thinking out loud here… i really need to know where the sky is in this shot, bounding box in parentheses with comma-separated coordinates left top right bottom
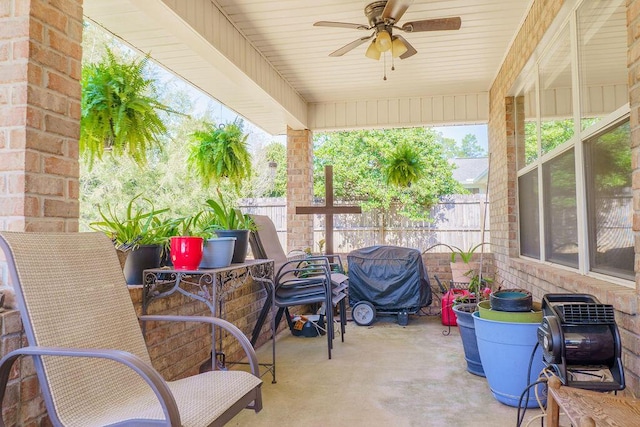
(433, 124, 489, 152)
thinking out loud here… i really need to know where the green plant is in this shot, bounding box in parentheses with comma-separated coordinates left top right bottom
(90, 194, 169, 250)
(384, 142, 426, 187)
(80, 48, 178, 168)
(201, 191, 256, 231)
(188, 120, 252, 190)
(425, 242, 489, 263)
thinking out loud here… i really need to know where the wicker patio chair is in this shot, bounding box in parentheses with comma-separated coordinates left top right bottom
(0, 231, 262, 427)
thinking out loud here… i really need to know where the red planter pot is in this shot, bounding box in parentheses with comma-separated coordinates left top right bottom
(170, 236, 203, 270)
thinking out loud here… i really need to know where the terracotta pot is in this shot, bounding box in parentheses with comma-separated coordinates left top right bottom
(170, 236, 203, 270)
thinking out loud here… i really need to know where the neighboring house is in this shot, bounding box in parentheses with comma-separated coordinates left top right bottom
(450, 157, 489, 194)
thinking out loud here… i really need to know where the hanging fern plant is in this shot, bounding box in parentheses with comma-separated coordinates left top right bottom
(384, 143, 426, 187)
(80, 48, 175, 168)
(188, 120, 252, 190)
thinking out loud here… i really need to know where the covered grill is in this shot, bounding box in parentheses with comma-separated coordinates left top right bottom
(347, 245, 432, 326)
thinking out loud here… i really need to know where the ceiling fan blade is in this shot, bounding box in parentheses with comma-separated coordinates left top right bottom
(382, 0, 414, 23)
(329, 36, 374, 57)
(396, 35, 417, 59)
(314, 21, 370, 31)
(402, 17, 462, 32)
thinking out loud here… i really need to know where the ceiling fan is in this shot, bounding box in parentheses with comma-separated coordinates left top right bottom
(314, 0, 461, 61)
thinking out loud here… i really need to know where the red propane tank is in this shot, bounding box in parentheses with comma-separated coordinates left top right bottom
(441, 289, 471, 326)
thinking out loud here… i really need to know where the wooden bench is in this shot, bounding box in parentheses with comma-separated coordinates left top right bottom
(547, 376, 640, 426)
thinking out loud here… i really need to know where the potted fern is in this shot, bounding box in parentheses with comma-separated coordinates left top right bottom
(188, 120, 252, 190)
(80, 48, 178, 168)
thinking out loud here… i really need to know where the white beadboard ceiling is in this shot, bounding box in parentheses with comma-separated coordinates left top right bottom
(83, 0, 533, 135)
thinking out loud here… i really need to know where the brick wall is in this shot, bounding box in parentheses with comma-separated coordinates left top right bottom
(488, 0, 640, 395)
(0, 277, 277, 425)
(286, 126, 314, 251)
(0, 0, 82, 233)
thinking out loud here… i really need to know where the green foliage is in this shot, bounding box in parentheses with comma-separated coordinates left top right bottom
(263, 143, 287, 197)
(80, 48, 177, 168)
(313, 128, 464, 220)
(425, 242, 489, 263)
(384, 143, 426, 187)
(202, 190, 256, 231)
(188, 120, 252, 190)
(89, 194, 169, 250)
(459, 134, 486, 158)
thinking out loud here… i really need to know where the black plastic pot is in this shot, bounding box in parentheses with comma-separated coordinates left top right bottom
(490, 289, 532, 312)
(123, 244, 161, 285)
(215, 229, 249, 263)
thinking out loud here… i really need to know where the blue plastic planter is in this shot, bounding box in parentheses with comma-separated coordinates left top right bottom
(473, 311, 546, 408)
(452, 303, 484, 376)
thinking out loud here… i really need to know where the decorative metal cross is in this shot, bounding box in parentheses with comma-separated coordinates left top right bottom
(296, 165, 362, 254)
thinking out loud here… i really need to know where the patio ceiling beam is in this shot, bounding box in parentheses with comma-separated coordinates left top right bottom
(83, 0, 308, 135)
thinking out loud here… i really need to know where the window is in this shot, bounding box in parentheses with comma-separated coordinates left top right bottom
(543, 149, 577, 267)
(517, 81, 538, 169)
(577, 0, 628, 130)
(514, 0, 631, 284)
(540, 27, 573, 155)
(585, 120, 633, 279)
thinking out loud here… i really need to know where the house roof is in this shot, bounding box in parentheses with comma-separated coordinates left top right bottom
(450, 157, 489, 185)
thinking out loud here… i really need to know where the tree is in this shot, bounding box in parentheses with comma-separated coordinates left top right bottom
(459, 134, 486, 157)
(313, 128, 464, 220)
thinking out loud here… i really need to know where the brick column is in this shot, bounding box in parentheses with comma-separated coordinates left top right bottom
(629, 0, 640, 291)
(286, 126, 314, 252)
(0, 0, 82, 234)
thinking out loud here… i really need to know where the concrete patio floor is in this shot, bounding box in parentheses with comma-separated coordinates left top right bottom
(231, 310, 545, 426)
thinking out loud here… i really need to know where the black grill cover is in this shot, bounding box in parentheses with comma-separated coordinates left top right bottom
(347, 245, 431, 311)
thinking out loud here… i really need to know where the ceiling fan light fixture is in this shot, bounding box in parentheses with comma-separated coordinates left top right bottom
(365, 40, 381, 60)
(374, 29, 392, 52)
(391, 36, 408, 58)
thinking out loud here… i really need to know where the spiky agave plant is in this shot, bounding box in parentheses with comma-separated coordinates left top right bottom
(384, 143, 426, 187)
(80, 48, 175, 168)
(188, 120, 252, 190)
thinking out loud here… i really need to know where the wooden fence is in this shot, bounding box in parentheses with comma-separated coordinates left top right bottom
(240, 195, 490, 254)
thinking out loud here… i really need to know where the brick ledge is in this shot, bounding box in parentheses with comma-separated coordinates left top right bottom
(509, 258, 638, 315)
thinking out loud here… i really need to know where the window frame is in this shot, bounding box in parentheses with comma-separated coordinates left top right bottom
(512, 0, 633, 287)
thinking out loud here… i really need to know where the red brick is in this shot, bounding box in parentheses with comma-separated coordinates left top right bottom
(0, 17, 28, 39)
(43, 156, 76, 177)
(43, 198, 78, 218)
(24, 129, 64, 155)
(0, 151, 24, 172)
(24, 219, 65, 232)
(0, 62, 27, 83)
(46, 70, 80, 98)
(24, 174, 64, 196)
(29, 1, 67, 33)
(20, 376, 40, 401)
(44, 114, 79, 138)
(47, 28, 81, 60)
(0, 40, 8, 61)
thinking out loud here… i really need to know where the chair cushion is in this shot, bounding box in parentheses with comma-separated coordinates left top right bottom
(63, 371, 262, 426)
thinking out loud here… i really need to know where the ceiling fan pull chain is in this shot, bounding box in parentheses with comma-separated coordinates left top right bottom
(383, 53, 387, 80)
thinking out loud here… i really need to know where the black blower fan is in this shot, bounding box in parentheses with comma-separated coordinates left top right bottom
(537, 294, 625, 391)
